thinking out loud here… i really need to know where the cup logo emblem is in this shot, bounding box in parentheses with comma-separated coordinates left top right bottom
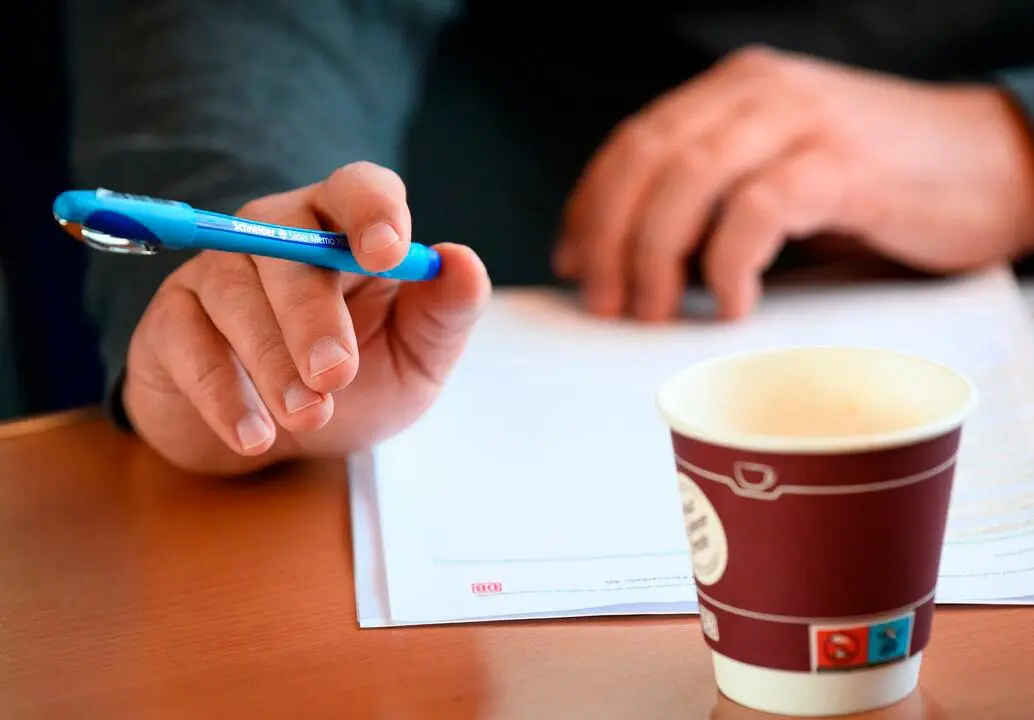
(733, 461, 777, 492)
(678, 472, 728, 586)
(700, 605, 721, 642)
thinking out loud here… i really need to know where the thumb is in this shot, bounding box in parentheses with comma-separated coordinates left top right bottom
(313, 161, 413, 275)
(390, 243, 491, 385)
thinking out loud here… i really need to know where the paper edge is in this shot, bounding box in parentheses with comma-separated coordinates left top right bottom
(348, 451, 394, 627)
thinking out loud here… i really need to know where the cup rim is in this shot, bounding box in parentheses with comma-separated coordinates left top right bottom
(656, 345, 979, 455)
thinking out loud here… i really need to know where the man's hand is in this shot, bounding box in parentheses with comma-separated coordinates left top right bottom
(555, 46, 1034, 321)
(123, 162, 491, 475)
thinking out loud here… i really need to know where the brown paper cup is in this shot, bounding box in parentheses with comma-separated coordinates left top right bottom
(656, 346, 977, 717)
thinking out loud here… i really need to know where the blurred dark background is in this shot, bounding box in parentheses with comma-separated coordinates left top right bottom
(0, 1, 104, 421)
(3, 0, 1034, 424)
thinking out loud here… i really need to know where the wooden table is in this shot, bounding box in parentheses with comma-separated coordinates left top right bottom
(0, 412, 1032, 719)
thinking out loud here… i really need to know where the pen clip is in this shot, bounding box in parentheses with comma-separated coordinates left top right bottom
(53, 216, 158, 256)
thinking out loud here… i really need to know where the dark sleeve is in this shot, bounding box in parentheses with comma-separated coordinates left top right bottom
(67, 0, 460, 428)
(996, 67, 1034, 273)
(996, 67, 1034, 132)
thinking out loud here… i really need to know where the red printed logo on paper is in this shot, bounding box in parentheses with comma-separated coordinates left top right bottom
(471, 582, 503, 595)
(815, 626, 869, 670)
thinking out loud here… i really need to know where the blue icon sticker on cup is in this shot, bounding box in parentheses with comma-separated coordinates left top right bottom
(866, 616, 913, 665)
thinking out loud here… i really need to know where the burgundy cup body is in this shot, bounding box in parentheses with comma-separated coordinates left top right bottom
(671, 428, 960, 674)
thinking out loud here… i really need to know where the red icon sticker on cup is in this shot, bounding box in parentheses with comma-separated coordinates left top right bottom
(815, 627, 868, 670)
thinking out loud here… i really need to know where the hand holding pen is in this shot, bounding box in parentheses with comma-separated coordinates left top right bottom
(56, 163, 491, 475)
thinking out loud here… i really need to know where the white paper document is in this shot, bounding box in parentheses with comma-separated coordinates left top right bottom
(352, 267, 1034, 627)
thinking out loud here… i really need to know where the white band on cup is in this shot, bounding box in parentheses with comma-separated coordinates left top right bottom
(676, 454, 957, 501)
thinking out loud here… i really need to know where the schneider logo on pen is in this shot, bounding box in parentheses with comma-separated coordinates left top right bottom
(471, 582, 503, 595)
(230, 219, 336, 245)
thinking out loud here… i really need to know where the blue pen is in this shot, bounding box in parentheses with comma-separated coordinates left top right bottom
(52, 188, 441, 281)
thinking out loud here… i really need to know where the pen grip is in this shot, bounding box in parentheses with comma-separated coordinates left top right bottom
(192, 211, 440, 281)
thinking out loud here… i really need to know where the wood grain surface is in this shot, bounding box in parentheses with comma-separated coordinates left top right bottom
(0, 413, 1032, 719)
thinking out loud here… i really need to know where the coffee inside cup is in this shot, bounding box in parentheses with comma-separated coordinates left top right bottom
(658, 346, 976, 452)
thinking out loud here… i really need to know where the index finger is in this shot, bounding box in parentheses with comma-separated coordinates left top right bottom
(314, 161, 414, 274)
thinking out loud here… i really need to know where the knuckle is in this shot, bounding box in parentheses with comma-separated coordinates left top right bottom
(726, 44, 793, 81)
(189, 356, 238, 407)
(249, 329, 290, 373)
(147, 285, 200, 341)
(333, 161, 406, 197)
(603, 117, 661, 167)
(271, 271, 339, 319)
(203, 257, 260, 306)
(269, 289, 346, 352)
(127, 288, 194, 389)
(615, 118, 666, 160)
(235, 187, 312, 224)
(736, 181, 785, 223)
(674, 118, 769, 184)
(409, 311, 454, 350)
(281, 298, 336, 336)
(782, 157, 823, 200)
(727, 44, 775, 70)
(675, 140, 721, 180)
(340, 160, 387, 178)
(236, 197, 266, 220)
(142, 288, 237, 400)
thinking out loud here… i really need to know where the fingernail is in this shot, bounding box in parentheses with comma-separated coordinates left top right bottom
(236, 413, 272, 451)
(309, 336, 350, 378)
(359, 222, 400, 254)
(284, 380, 323, 414)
